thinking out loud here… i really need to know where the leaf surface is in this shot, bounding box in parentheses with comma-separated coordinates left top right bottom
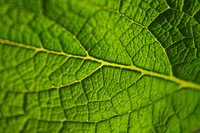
(0, 0, 200, 133)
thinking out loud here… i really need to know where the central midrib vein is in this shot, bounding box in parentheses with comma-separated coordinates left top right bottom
(0, 38, 200, 90)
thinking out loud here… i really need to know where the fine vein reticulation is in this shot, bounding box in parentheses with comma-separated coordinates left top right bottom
(1, 0, 200, 133)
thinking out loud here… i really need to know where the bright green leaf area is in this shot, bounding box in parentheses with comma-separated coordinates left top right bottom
(0, 0, 200, 133)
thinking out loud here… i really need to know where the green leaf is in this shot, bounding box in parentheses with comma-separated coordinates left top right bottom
(0, 0, 200, 133)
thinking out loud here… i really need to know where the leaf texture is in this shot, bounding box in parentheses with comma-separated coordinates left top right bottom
(0, 0, 200, 133)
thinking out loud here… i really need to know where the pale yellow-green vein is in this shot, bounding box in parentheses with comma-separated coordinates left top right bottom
(0, 39, 200, 90)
